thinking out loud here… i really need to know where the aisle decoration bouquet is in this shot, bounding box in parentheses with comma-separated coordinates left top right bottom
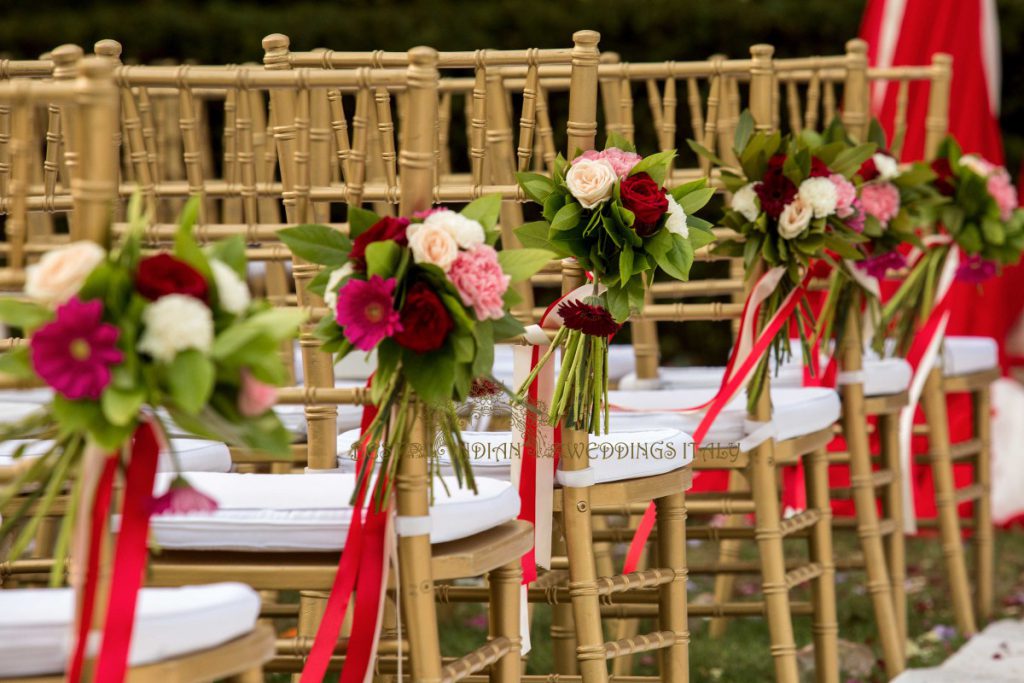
(514, 133, 716, 433)
(279, 195, 552, 498)
(0, 197, 303, 570)
(879, 136, 1024, 353)
(691, 112, 871, 399)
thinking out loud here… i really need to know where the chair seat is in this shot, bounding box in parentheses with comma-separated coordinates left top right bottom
(492, 343, 637, 387)
(0, 582, 259, 677)
(943, 335, 999, 376)
(145, 472, 520, 551)
(0, 437, 231, 473)
(607, 387, 841, 445)
(337, 427, 694, 484)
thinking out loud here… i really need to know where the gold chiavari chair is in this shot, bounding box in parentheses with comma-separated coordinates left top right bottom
(0, 55, 275, 683)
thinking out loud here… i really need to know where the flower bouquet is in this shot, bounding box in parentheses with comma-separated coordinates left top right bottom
(514, 132, 717, 433)
(0, 196, 303, 571)
(691, 112, 871, 401)
(878, 136, 1024, 354)
(278, 195, 552, 500)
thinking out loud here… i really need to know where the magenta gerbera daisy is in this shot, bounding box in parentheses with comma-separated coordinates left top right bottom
(335, 275, 403, 351)
(558, 298, 620, 337)
(30, 297, 123, 400)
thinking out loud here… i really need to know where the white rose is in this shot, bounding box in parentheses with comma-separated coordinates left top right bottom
(959, 153, 996, 178)
(778, 198, 813, 239)
(419, 209, 485, 249)
(25, 241, 106, 305)
(565, 158, 617, 209)
(664, 194, 689, 238)
(407, 222, 459, 271)
(730, 183, 761, 222)
(797, 177, 838, 218)
(872, 153, 899, 180)
(210, 259, 251, 315)
(323, 263, 354, 317)
(138, 294, 214, 363)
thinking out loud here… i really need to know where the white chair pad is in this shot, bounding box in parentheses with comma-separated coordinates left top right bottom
(943, 335, 998, 376)
(491, 343, 636, 387)
(0, 438, 231, 473)
(338, 427, 693, 485)
(608, 387, 840, 444)
(0, 582, 259, 677)
(146, 472, 519, 551)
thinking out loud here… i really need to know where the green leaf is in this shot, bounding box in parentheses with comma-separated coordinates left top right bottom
(460, 193, 503, 231)
(205, 235, 247, 277)
(212, 308, 306, 359)
(604, 130, 636, 153)
(0, 299, 53, 331)
(605, 283, 630, 322)
(347, 206, 380, 240)
(550, 202, 583, 232)
(307, 268, 332, 298)
(628, 150, 676, 186)
(619, 245, 634, 285)
(52, 396, 100, 434)
(101, 387, 145, 427)
(402, 348, 454, 405)
(497, 248, 557, 283)
(471, 320, 494, 379)
(517, 172, 556, 204)
(365, 240, 401, 279)
(830, 143, 878, 177)
(515, 221, 563, 256)
(686, 139, 726, 168)
(173, 197, 212, 280)
(277, 224, 352, 267)
(492, 313, 525, 342)
(733, 110, 755, 154)
(867, 118, 888, 151)
(676, 187, 716, 215)
(0, 347, 35, 380)
(167, 349, 214, 415)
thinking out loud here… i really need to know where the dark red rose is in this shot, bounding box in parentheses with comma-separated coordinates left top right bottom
(930, 157, 956, 196)
(858, 157, 880, 181)
(393, 282, 453, 352)
(136, 253, 208, 302)
(620, 172, 669, 237)
(350, 216, 410, 269)
(558, 299, 620, 337)
(755, 155, 798, 220)
(809, 157, 831, 178)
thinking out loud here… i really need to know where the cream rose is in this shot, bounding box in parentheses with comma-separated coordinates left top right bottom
(797, 177, 838, 218)
(565, 158, 617, 209)
(778, 198, 812, 239)
(25, 241, 106, 305)
(210, 259, 251, 315)
(730, 183, 761, 223)
(872, 153, 899, 181)
(422, 210, 485, 249)
(664, 194, 689, 238)
(138, 294, 214, 363)
(323, 263, 354, 317)
(407, 222, 459, 271)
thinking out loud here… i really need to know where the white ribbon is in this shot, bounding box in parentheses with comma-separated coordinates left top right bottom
(394, 515, 431, 537)
(738, 419, 777, 453)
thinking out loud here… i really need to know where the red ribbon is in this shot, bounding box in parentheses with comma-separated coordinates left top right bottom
(301, 382, 390, 683)
(68, 420, 161, 683)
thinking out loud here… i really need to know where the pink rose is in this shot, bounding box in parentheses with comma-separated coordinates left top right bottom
(860, 182, 901, 227)
(407, 222, 459, 271)
(238, 368, 277, 417)
(25, 241, 106, 305)
(447, 245, 511, 321)
(987, 169, 1018, 221)
(573, 147, 642, 179)
(829, 174, 858, 218)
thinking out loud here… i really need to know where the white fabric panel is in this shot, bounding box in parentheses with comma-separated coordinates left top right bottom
(990, 378, 1024, 524)
(146, 472, 519, 551)
(338, 427, 693, 485)
(608, 386, 840, 445)
(0, 583, 259, 677)
(942, 336, 999, 376)
(0, 438, 231, 473)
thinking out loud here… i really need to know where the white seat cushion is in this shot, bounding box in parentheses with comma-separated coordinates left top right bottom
(608, 387, 840, 444)
(0, 387, 53, 405)
(338, 427, 693, 484)
(146, 472, 520, 551)
(0, 438, 231, 473)
(492, 343, 636, 387)
(0, 582, 259, 677)
(943, 335, 999, 376)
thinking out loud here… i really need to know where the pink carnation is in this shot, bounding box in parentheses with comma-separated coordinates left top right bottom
(860, 182, 901, 226)
(987, 169, 1018, 221)
(846, 199, 866, 233)
(829, 174, 857, 218)
(447, 245, 510, 321)
(412, 207, 446, 219)
(573, 147, 642, 179)
(238, 368, 277, 417)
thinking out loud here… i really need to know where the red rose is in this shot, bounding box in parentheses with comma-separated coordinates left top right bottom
(809, 157, 831, 178)
(620, 172, 669, 237)
(858, 157, 880, 181)
(755, 155, 798, 219)
(350, 216, 410, 269)
(930, 158, 956, 196)
(393, 282, 453, 353)
(136, 253, 208, 302)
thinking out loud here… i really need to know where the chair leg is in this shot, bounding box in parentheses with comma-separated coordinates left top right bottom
(878, 412, 908, 643)
(550, 522, 579, 676)
(750, 441, 800, 683)
(708, 468, 748, 639)
(922, 368, 977, 636)
(610, 515, 647, 677)
(292, 590, 329, 683)
(841, 386, 905, 675)
(805, 448, 839, 683)
(656, 490, 689, 683)
(972, 385, 994, 623)
(228, 667, 265, 683)
(489, 561, 523, 683)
